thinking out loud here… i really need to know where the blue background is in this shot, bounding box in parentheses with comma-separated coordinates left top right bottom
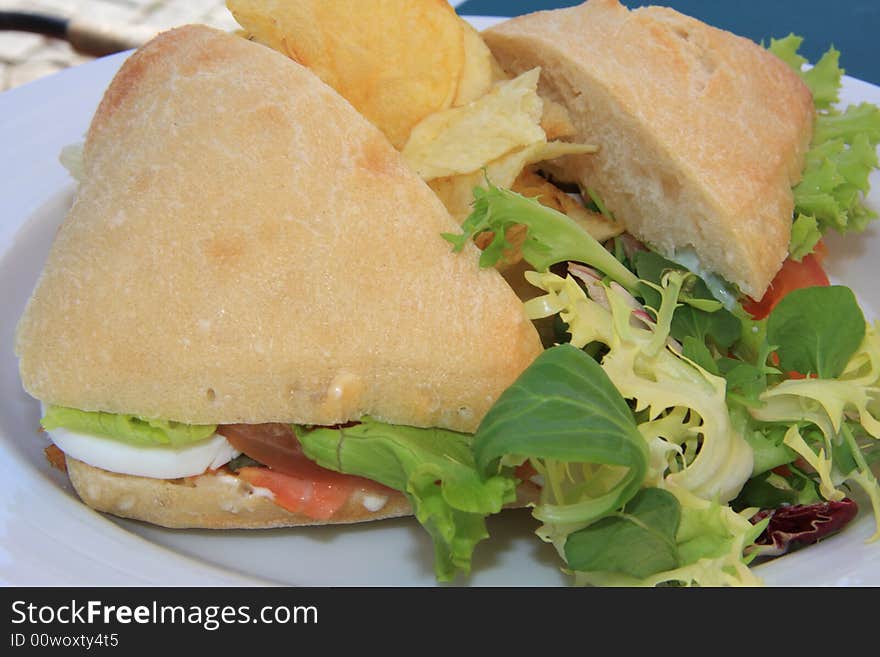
(457, 1, 880, 85)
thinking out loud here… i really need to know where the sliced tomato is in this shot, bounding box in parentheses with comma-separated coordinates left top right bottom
(742, 243, 830, 320)
(218, 423, 322, 480)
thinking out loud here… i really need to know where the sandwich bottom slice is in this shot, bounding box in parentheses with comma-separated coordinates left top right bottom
(64, 457, 416, 529)
(61, 455, 541, 530)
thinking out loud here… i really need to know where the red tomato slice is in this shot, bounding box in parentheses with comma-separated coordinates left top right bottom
(742, 244, 830, 320)
(218, 423, 325, 480)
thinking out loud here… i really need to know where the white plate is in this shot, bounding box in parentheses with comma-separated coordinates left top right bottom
(2, 19, 880, 587)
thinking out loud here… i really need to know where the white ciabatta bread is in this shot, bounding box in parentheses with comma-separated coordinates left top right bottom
(15, 25, 541, 434)
(482, 0, 815, 299)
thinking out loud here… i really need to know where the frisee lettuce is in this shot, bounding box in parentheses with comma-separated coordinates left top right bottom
(749, 320, 880, 540)
(523, 269, 754, 503)
(468, 343, 763, 586)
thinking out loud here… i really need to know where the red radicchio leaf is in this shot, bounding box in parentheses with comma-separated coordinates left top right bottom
(751, 499, 859, 557)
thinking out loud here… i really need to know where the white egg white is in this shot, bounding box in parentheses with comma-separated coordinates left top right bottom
(45, 425, 240, 479)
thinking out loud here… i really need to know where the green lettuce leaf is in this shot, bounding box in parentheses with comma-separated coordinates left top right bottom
(812, 104, 880, 145)
(473, 344, 649, 551)
(564, 487, 681, 578)
(442, 179, 639, 292)
(733, 471, 807, 511)
(682, 336, 720, 375)
(768, 35, 880, 258)
(802, 46, 843, 110)
(718, 359, 773, 408)
(788, 214, 822, 260)
(632, 250, 741, 351)
(296, 419, 517, 582)
(767, 34, 808, 73)
(572, 485, 766, 586)
(766, 285, 865, 378)
(40, 405, 216, 448)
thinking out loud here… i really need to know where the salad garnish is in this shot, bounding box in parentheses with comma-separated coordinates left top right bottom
(769, 36, 880, 259)
(440, 163, 880, 583)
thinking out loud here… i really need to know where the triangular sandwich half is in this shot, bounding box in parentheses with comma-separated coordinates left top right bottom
(15, 25, 543, 529)
(482, 0, 815, 299)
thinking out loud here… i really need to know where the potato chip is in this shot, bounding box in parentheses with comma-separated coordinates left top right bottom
(452, 20, 499, 107)
(227, 0, 465, 148)
(402, 68, 547, 180)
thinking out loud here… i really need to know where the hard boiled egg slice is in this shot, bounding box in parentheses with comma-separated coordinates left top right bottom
(45, 425, 240, 479)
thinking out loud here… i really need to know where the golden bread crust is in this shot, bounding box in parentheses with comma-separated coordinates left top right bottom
(483, 0, 815, 298)
(15, 25, 542, 433)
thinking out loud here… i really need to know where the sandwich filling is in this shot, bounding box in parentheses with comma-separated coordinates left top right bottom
(40, 408, 396, 520)
(39, 404, 528, 581)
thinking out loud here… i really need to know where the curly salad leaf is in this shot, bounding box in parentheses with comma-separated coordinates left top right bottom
(444, 182, 756, 506)
(632, 250, 741, 352)
(296, 419, 517, 582)
(524, 268, 754, 503)
(768, 35, 880, 259)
